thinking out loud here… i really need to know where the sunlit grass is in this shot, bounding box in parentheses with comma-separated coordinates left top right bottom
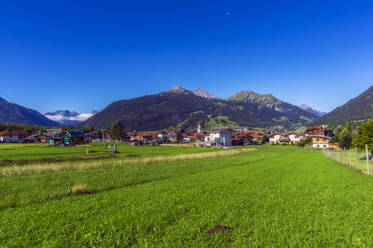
(3, 146, 373, 247)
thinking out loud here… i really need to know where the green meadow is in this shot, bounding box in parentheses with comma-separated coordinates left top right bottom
(0, 143, 218, 164)
(2, 145, 373, 247)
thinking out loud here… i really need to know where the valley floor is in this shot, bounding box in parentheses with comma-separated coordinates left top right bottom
(1, 146, 373, 247)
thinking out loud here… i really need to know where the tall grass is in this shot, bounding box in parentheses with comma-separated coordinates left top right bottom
(0, 148, 254, 177)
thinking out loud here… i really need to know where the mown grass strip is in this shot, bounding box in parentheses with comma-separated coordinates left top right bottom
(0, 148, 254, 177)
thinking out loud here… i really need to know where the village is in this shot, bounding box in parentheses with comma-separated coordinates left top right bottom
(0, 122, 337, 149)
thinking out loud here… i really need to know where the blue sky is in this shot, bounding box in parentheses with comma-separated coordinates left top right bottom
(0, 0, 372, 113)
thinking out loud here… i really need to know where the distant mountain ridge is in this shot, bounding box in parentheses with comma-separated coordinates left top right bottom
(317, 85, 373, 125)
(83, 86, 318, 130)
(227, 91, 286, 112)
(45, 110, 100, 126)
(0, 97, 58, 126)
(299, 104, 326, 117)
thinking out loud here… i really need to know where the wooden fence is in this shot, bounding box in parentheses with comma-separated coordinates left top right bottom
(323, 145, 371, 175)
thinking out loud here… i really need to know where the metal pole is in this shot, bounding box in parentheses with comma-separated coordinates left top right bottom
(356, 147, 359, 170)
(101, 129, 106, 149)
(366, 144, 370, 175)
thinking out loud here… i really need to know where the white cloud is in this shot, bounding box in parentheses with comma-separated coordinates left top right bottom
(45, 112, 95, 123)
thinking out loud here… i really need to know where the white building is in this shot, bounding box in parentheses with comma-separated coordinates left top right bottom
(270, 133, 304, 144)
(0, 131, 23, 143)
(269, 134, 282, 144)
(288, 133, 304, 143)
(205, 128, 232, 146)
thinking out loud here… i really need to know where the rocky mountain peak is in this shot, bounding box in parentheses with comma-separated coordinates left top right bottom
(192, 89, 218, 99)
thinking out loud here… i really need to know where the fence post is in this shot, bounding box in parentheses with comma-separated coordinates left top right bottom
(337, 150, 339, 163)
(356, 147, 359, 170)
(344, 148, 346, 166)
(349, 148, 352, 168)
(366, 144, 370, 175)
(335, 150, 337, 161)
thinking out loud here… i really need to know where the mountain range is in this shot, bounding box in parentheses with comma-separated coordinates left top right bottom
(82, 86, 318, 130)
(299, 104, 326, 118)
(44, 110, 100, 126)
(4, 85, 373, 130)
(0, 97, 58, 126)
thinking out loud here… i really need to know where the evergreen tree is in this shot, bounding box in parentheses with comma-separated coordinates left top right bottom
(338, 122, 353, 149)
(176, 132, 182, 143)
(109, 121, 123, 141)
(330, 126, 343, 143)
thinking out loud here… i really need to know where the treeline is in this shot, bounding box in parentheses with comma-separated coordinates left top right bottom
(0, 123, 41, 135)
(330, 120, 373, 151)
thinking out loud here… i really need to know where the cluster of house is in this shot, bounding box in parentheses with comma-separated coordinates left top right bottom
(118, 122, 265, 147)
(0, 131, 26, 143)
(269, 125, 338, 149)
(0, 122, 338, 149)
(0, 130, 87, 146)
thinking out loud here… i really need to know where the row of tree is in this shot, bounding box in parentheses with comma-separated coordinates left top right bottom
(0, 123, 40, 135)
(331, 119, 373, 151)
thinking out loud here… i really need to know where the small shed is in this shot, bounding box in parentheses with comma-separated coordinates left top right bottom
(65, 131, 85, 145)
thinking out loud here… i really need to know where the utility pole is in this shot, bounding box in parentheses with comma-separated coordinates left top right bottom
(101, 129, 106, 149)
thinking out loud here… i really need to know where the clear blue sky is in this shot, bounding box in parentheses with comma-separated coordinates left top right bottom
(0, 0, 372, 113)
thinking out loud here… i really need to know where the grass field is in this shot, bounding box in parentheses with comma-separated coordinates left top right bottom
(2, 145, 373, 247)
(0, 143, 219, 165)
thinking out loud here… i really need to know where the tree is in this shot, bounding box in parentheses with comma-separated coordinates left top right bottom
(330, 126, 343, 143)
(297, 138, 312, 148)
(176, 132, 182, 143)
(338, 122, 353, 149)
(260, 134, 270, 144)
(353, 120, 373, 151)
(339, 132, 353, 149)
(39, 127, 47, 135)
(195, 133, 202, 141)
(345, 122, 353, 134)
(109, 121, 123, 141)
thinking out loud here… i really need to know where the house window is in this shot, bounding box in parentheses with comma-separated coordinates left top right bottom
(317, 145, 320, 148)
(324, 145, 326, 148)
(316, 139, 319, 141)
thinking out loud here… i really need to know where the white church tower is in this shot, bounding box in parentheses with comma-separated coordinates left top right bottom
(197, 121, 201, 133)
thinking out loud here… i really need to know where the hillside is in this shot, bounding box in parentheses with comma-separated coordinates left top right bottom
(83, 87, 318, 130)
(317, 85, 373, 125)
(0, 97, 58, 126)
(226, 91, 308, 115)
